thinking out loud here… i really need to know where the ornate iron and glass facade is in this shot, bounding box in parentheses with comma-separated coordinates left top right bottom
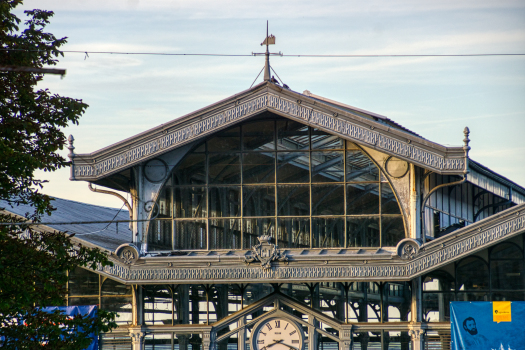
(63, 82, 525, 349)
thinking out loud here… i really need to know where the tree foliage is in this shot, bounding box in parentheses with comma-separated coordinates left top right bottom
(0, 0, 87, 216)
(0, 1, 117, 348)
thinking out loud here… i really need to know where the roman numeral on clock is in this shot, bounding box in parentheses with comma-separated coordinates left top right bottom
(289, 330, 297, 336)
(275, 320, 280, 328)
(266, 323, 273, 331)
(258, 340, 265, 344)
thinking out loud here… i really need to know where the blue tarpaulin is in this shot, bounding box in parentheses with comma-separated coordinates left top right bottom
(450, 301, 525, 350)
(41, 305, 98, 350)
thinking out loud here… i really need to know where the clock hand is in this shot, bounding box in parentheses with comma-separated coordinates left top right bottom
(266, 340, 283, 348)
(281, 343, 299, 350)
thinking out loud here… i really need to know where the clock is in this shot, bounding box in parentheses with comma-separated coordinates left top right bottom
(252, 317, 304, 350)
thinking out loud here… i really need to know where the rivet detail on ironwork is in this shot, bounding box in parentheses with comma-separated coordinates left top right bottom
(333, 112, 338, 117)
(297, 100, 302, 104)
(207, 262, 211, 267)
(370, 126, 375, 130)
(407, 140, 411, 144)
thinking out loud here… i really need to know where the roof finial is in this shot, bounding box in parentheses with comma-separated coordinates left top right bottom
(463, 127, 470, 175)
(259, 21, 276, 82)
(68, 134, 75, 160)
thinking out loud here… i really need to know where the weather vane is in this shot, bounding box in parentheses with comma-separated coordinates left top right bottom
(253, 21, 283, 83)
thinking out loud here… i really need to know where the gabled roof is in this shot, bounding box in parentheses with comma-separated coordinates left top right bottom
(70, 81, 468, 183)
(0, 198, 132, 251)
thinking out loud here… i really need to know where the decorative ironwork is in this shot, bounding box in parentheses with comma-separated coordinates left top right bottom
(245, 235, 288, 269)
(116, 244, 140, 264)
(396, 238, 421, 260)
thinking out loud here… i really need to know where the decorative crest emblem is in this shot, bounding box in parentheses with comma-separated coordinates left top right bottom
(245, 235, 288, 270)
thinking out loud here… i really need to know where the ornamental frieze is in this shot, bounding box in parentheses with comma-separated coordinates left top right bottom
(72, 86, 466, 181)
(96, 207, 524, 283)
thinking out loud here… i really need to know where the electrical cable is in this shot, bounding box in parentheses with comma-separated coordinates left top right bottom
(1, 48, 524, 58)
(71, 202, 126, 236)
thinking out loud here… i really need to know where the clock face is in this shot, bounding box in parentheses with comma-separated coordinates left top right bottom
(253, 317, 303, 350)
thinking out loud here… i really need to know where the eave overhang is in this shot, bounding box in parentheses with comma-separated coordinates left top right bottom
(71, 82, 467, 182)
(94, 203, 525, 284)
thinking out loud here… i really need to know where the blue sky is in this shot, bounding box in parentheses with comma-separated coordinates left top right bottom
(15, 0, 525, 208)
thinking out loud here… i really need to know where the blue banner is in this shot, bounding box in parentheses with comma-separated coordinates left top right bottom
(41, 305, 98, 350)
(450, 301, 525, 350)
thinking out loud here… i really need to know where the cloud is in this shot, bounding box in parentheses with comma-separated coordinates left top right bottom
(19, 0, 525, 18)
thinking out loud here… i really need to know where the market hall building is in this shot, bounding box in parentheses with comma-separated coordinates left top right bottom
(49, 72, 525, 349)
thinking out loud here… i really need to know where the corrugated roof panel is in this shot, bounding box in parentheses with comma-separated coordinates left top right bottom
(0, 198, 132, 251)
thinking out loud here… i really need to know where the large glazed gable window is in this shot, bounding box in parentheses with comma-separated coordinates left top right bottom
(147, 117, 405, 251)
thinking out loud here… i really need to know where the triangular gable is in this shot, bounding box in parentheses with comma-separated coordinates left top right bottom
(71, 82, 466, 182)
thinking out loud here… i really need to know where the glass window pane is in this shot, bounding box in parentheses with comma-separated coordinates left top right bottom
(277, 185, 310, 216)
(207, 126, 240, 152)
(69, 297, 99, 306)
(312, 184, 344, 215)
(155, 188, 171, 218)
(174, 153, 206, 185)
(423, 292, 455, 322)
(209, 219, 241, 250)
(101, 296, 132, 325)
(490, 243, 523, 259)
(311, 128, 343, 150)
(174, 186, 207, 218)
(346, 146, 379, 182)
(491, 260, 524, 290)
(277, 152, 310, 183)
(243, 218, 275, 249)
(102, 278, 132, 296)
(242, 152, 275, 184)
(347, 183, 379, 215)
(382, 216, 405, 247)
(69, 267, 99, 296)
(423, 272, 455, 292)
(277, 218, 310, 249)
(148, 219, 173, 251)
(381, 183, 401, 215)
(209, 186, 240, 217)
(144, 288, 173, 326)
(243, 186, 275, 217)
(145, 333, 173, 349)
(457, 257, 489, 291)
(242, 120, 275, 151)
(174, 220, 207, 250)
(209, 153, 241, 184)
(456, 292, 490, 301)
(311, 151, 344, 182)
(312, 217, 344, 248)
(277, 120, 309, 150)
(492, 292, 525, 301)
(347, 216, 380, 247)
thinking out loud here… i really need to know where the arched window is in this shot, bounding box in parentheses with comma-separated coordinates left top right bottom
(422, 271, 455, 322)
(147, 117, 405, 251)
(490, 242, 524, 291)
(456, 256, 489, 301)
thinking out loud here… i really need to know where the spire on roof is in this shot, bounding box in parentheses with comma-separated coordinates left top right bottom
(261, 21, 274, 81)
(252, 21, 282, 86)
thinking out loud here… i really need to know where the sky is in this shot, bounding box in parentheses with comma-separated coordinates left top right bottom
(13, 0, 525, 208)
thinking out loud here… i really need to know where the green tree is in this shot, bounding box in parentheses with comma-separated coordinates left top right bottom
(0, 1, 117, 348)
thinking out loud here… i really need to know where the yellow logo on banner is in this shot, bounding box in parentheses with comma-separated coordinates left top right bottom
(493, 301, 512, 323)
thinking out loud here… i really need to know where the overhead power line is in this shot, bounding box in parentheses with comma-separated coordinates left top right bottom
(0, 48, 524, 58)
